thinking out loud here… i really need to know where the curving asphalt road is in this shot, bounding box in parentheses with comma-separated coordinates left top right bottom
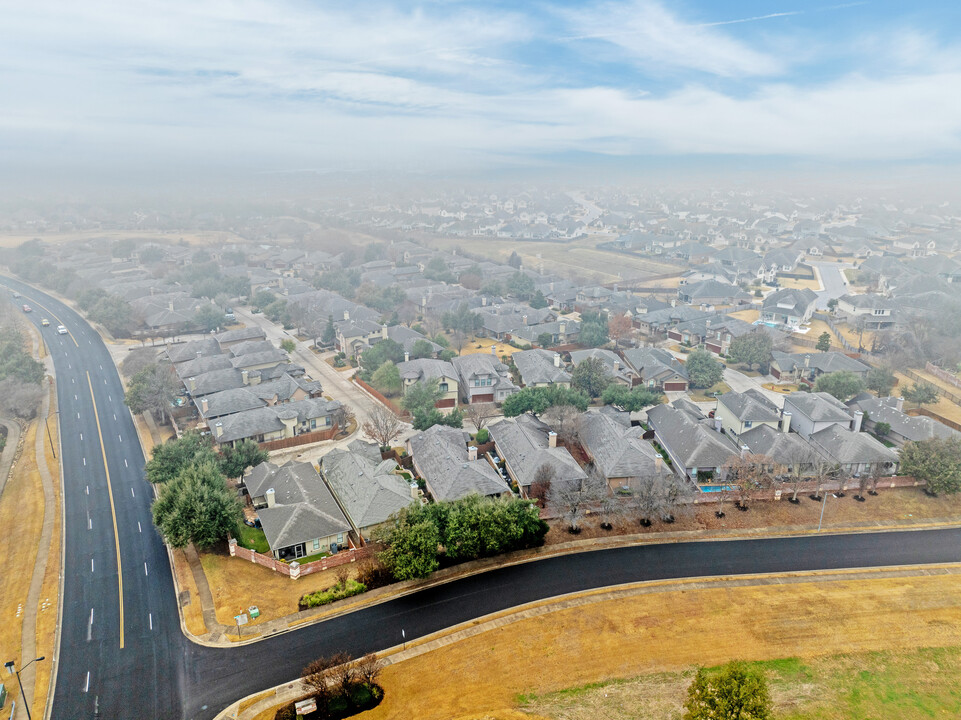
(5, 276, 961, 720)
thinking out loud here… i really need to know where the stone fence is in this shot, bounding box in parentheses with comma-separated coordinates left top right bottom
(926, 362, 961, 390)
(228, 539, 371, 579)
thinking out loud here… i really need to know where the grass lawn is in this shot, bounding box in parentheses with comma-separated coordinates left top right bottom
(236, 523, 271, 554)
(688, 381, 731, 402)
(296, 550, 332, 564)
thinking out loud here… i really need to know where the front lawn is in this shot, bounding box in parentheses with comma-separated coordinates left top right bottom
(688, 381, 731, 402)
(236, 524, 270, 554)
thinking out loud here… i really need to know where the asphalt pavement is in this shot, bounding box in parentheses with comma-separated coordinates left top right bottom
(809, 261, 853, 309)
(5, 276, 961, 720)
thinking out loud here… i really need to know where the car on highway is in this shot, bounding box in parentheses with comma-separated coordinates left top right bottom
(57, 324, 68, 335)
(22, 304, 32, 313)
(41, 317, 50, 326)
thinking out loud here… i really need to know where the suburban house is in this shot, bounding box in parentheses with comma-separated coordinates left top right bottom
(769, 351, 872, 384)
(511, 318, 580, 346)
(807, 424, 900, 476)
(569, 348, 636, 387)
(738, 423, 830, 476)
(320, 444, 417, 542)
(451, 353, 520, 405)
(243, 460, 352, 561)
(622, 347, 689, 391)
(760, 288, 818, 328)
(646, 404, 740, 482)
(577, 411, 670, 490)
(713, 389, 783, 439)
(667, 316, 777, 357)
(634, 306, 713, 337)
(835, 294, 898, 330)
(407, 425, 511, 501)
(511, 349, 572, 388)
(781, 392, 853, 438)
(211, 397, 342, 447)
(848, 395, 961, 447)
(195, 375, 323, 421)
(488, 414, 586, 497)
(214, 326, 267, 349)
(677, 279, 752, 307)
(397, 358, 459, 409)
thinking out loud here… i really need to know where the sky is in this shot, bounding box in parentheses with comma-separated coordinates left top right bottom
(2, 0, 961, 182)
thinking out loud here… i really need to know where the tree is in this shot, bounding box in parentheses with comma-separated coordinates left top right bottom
(0, 378, 44, 419)
(548, 476, 601, 533)
(601, 384, 663, 411)
(218, 439, 268, 479)
(630, 475, 664, 526)
(816, 331, 832, 352)
(608, 314, 634, 349)
(362, 405, 402, 450)
(301, 655, 339, 708)
(145, 431, 218, 484)
(0, 327, 45, 384)
(827, 297, 839, 312)
(529, 463, 555, 505)
(87, 295, 137, 336)
(571, 356, 611, 398)
(501, 386, 589, 417)
(322, 314, 337, 346)
(120, 347, 159, 379)
(683, 661, 772, 720)
(537, 332, 554, 349)
(728, 332, 773, 371)
(355, 653, 383, 687)
(589, 466, 622, 529)
(900, 437, 961, 495)
(280, 338, 296, 353)
(874, 421, 891, 437)
(507, 250, 522, 268)
(686, 350, 724, 389)
(359, 339, 405, 376)
(409, 338, 434, 360)
(541, 404, 582, 446)
(411, 406, 464, 431)
(378, 516, 441, 580)
(813, 371, 866, 401)
(124, 362, 180, 424)
(723, 453, 773, 510)
(865, 366, 896, 397)
(529, 290, 548, 309)
(371, 361, 402, 396)
(464, 402, 498, 432)
(151, 461, 243, 549)
(578, 317, 609, 348)
(402, 379, 443, 415)
(902, 381, 939, 408)
(250, 289, 276, 310)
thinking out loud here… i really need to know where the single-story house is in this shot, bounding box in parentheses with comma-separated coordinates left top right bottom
(849, 395, 961, 447)
(770, 351, 872, 384)
(807, 424, 900, 476)
(577, 411, 670, 490)
(646, 404, 740, 482)
(761, 288, 818, 328)
(511, 349, 572, 389)
(488, 414, 587, 497)
(407, 425, 511, 501)
(622, 347, 689, 391)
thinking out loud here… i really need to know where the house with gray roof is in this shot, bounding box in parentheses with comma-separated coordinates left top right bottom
(243, 461, 352, 561)
(646, 404, 740, 482)
(196, 375, 323, 420)
(781, 392, 853, 438)
(167, 337, 222, 364)
(214, 326, 268, 349)
(835, 293, 898, 330)
(770, 351, 871, 384)
(212, 397, 342, 446)
(677, 280, 752, 307)
(738, 423, 830, 476)
(569, 348, 635, 387)
(407, 425, 511, 501)
(622, 347, 689, 391)
(451, 353, 519, 405)
(761, 288, 818, 328)
(714, 389, 782, 439)
(807, 425, 899, 476)
(511, 349, 572, 388)
(849, 395, 960, 447)
(488, 414, 586, 496)
(578, 411, 670, 489)
(321, 448, 416, 541)
(397, 358, 459, 409)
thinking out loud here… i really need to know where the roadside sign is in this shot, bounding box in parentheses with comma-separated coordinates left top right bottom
(248, 605, 260, 619)
(234, 613, 248, 625)
(295, 698, 317, 715)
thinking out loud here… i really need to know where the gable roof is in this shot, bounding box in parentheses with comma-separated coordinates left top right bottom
(717, 389, 780, 423)
(321, 448, 415, 530)
(578, 412, 668, 480)
(771, 351, 872, 376)
(852, 396, 961, 442)
(409, 425, 510, 501)
(808, 425, 900, 466)
(488, 414, 587, 488)
(783, 391, 852, 423)
(622, 347, 689, 382)
(762, 287, 818, 316)
(512, 349, 572, 386)
(647, 404, 740, 470)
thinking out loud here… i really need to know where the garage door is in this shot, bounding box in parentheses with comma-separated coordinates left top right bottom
(663, 382, 687, 391)
(472, 393, 495, 403)
(435, 398, 456, 408)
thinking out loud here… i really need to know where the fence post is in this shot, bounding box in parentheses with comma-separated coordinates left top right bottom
(228, 538, 237, 557)
(289, 561, 301, 580)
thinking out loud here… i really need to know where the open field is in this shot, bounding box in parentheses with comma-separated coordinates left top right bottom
(459, 336, 519, 359)
(778, 276, 821, 291)
(295, 571, 961, 720)
(0, 229, 248, 249)
(521, 646, 961, 720)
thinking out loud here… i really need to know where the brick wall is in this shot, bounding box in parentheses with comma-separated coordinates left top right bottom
(229, 539, 372, 579)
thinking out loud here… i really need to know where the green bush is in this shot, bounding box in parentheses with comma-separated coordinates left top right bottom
(475, 428, 489, 444)
(299, 579, 367, 610)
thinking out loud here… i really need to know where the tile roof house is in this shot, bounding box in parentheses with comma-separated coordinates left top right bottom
(781, 392, 853, 438)
(761, 288, 818, 328)
(511, 349, 572, 388)
(407, 425, 511, 501)
(646, 404, 740, 481)
(569, 348, 635, 387)
(243, 461, 352, 561)
(321, 447, 416, 541)
(577, 411, 670, 489)
(451, 353, 519, 405)
(488, 414, 587, 496)
(713, 389, 783, 439)
(622, 347, 689, 391)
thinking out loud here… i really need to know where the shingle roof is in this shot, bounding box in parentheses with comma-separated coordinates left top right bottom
(717, 389, 780, 423)
(321, 448, 414, 531)
(783, 391, 852, 423)
(512, 349, 572, 387)
(647, 404, 740, 470)
(739, 424, 828, 465)
(409, 425, 510, 501)
(808, 425, 900, 466)
(622, 347, 689, 382)
(215, 397, 341, 444)
(578, 412, 668, 480)
(772, 351, 871, 376)
(488, 414, 586, 488)
(852, 397, 961, 442)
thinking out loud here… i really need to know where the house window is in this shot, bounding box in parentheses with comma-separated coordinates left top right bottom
(313, 539, 320, 551)
(744, 421, 753, 429)
(310, 419, 317, 429)
(439, 383, 448, 392)
(337, 533, 344, 544)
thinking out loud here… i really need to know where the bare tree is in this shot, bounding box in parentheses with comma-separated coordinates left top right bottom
(548, 476, 600, 533)
(811, 458, 839, 501)
(586, 465, 620, 529)
(0, 378, 44, 419)
(464, 402, 498, 433)
(301, 655, 339, 705)
(529, 462, 555, 505)
(355, 653, 383, 687)
(660, 473, 690, 522)
(541, 405, 581, 446)
(362, 404, 402, 450)
(630, 474, 663, 526)
(339, 403, 356, 430)
(785, 446, 816, 504)
(120, 346, 159, 379)
(722, 453, 772, 511)
(330, 652, 356, 704)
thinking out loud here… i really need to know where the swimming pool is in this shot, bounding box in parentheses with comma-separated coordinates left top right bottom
(699, 485, 733, 493)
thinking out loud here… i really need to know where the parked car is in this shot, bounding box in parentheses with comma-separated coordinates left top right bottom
(57, 325, 68, 335)
(22, 304, 32, 313)
(41, 318, 50, 327)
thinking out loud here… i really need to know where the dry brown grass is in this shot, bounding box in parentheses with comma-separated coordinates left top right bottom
(893, 371, 961, 425)
(727, 307, 760, 323)
(460, 337, 519, 359)
(171, 549, 207, 637)
(0, 229, 247, 249)
(778, 277, 822, 291)
(356, 572, 961, 720)
(199, 547, 350, 627)
(0, 421, 44, 708)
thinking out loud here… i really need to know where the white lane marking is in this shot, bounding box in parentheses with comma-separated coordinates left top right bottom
(91, 558, 94, 572)
(71, 378, 75, 384)
(149, 613, 153, 630)
(88, 517, 92, 530)
(74, 394, 78, 400)
(113, 414, 117, 421)
(118, 433, 122, 442)
(85, 485, 89, 495)
(108, 395, 111, 401)
(87, 608, 94, 640)
(77, 412, 80, 419)
(88, 340, 92, 345)
(130, 487, 135, 498)
(83, 457, 86, 466)
(104, 378, 107, 384)
(124, 458, 128, 468)
(80, 433, 83, 440)
(144, 562, 148, 576)
(68, 364, 71, 369)
(99, 364, 102, 370)
(84, 671, 90, 692)
(137, 521, 142, 533)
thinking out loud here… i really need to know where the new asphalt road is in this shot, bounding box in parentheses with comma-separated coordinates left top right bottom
(5, 277, 961, 720)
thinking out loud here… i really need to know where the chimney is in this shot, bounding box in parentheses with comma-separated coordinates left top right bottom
(490, 345, 496, 355)
(553, 352, 561, 368)
(404, 351, 410, 362)
(201, 397, 208, 415)
(559, 322, 566, 335)
(343, 309, 350, 320)
(265, 487, 275, 508)
(851, 410, 864, 433)
(548, 431, 557, 448)
(522, 315, 528, 325)
(740, 444, 750, 459)
(804, 354, 810, 368)
(481, 296, 488, 307)
(196, 351, 202, 359)
(168, 300, 174, 311)
(381, 325, 388, 339)
(242, 369, 249, 385)
(215, 421, 223, 438)
(421, 296, 427, 307)
(781, 411, 791, 433)
(896, 396, 904, 412)
(655, 455, 663, 472)
(188, 377, 196, 392)
(613, 359, 620, 370)
(410, 482, 419, 499)
(468, 445, 478, 461)
(714, 418, 722, 433)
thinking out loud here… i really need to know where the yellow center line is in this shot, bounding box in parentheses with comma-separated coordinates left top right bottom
(23, 296, 79, 347)
(87, 371, 124, 649)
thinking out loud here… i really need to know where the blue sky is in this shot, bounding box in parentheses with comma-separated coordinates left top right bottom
(2, 0, 961, 177)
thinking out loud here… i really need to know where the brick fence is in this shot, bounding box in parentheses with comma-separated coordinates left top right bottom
(352, 377, 409, 417)
(229, 539, 372, 579)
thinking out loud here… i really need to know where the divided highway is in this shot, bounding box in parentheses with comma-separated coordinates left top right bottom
(5, 276, 961, 720)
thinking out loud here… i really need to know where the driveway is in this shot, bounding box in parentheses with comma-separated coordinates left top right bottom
(723, 366, 785, 407)
(808, 261, 853, 310)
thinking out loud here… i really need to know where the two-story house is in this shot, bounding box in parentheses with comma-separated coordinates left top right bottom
(761, 288, 818, 328)
(713, 389, 783, 439)
(451, 353, 519, 405)
(397, 358, 459, 409)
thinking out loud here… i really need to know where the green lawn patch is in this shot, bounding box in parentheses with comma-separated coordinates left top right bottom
(299, 579, 367, 610)
(235, 524, 270, 554)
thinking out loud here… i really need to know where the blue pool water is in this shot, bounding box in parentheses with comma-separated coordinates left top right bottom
(699, 485, 733, 493)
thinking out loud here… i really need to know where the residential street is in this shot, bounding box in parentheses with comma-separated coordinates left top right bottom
(808, 260, 853, 309)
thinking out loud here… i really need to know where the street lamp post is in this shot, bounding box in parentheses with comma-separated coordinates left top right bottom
(4, 656, 45, 720)
(44, 408, 60, 459)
